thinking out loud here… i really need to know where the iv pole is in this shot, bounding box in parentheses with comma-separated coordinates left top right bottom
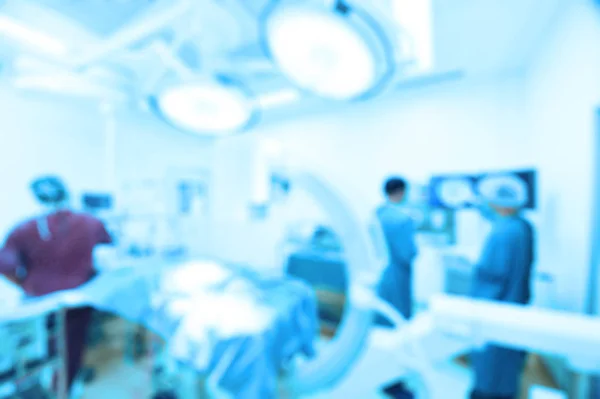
(100, 101, 117, 196)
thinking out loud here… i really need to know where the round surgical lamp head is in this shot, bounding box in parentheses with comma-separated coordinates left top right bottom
(148, 78, 259, 137)
(478, 174, 528, 209)
(262, 2, 395, 101)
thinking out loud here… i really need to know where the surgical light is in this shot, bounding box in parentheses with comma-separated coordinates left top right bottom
(263, 3, 394, 100)
(149, 80, 258, 136)
(0, 15, 68, 57)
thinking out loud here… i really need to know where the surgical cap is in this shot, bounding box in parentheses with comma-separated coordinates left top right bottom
(30, 175, 68, 204)
(477, 174, 528, 208)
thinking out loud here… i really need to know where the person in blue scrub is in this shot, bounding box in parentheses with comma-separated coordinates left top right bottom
(376, 177, 418, 399)
(376, 177, 418, 320)
(469, 175, 535, 399)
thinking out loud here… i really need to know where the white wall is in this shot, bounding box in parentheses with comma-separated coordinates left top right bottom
(210, 1, 600, 317)
(114, 109, 214, 182)
(525, 2, 600, 391)
(255, 74, 533, 207)
(526, 0, 600, 313)
(0, 90, 106, 235)
(0, 89, 214, 239)
(209, 73, 536, 300)
(211, 73, 533, 217)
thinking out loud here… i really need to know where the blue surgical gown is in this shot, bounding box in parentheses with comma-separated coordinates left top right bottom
(376, 204, 418, 321)
(470, 215, 535, 397)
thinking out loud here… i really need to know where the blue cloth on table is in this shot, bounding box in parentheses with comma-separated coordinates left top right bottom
(57, 261, 319, 399)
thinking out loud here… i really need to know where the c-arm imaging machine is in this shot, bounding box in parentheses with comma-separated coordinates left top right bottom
(275, 171, 600, 398)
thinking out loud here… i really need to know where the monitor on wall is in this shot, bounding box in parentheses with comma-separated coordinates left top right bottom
(428, 169, 537, 210)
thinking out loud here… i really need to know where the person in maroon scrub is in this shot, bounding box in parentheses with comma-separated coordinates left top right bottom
(0, 175, 113, 394)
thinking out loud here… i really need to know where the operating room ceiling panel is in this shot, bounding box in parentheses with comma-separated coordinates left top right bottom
(432, 0, 569, 75)
(0, 0, 103, 53)
(31, 0, 159, 37)
(233, 0, 272, 16)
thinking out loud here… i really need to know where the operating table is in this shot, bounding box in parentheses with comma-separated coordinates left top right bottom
(0, 260, 318, 399)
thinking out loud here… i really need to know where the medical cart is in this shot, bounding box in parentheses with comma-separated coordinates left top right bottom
(0, 306, 68, 399)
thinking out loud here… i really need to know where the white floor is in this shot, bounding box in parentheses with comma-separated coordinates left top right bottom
(82, 359, 151, 398)
(82, 359, 470, 399)
(304, 332, 471, 399)
(82, 335, 471, 399)
(81, 328, 559, 399)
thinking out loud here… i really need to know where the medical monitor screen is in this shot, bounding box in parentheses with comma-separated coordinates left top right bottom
(428, 169, 537, 210)
(82, 193, 113, 210)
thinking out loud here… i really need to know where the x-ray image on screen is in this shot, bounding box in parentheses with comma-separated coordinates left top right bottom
(429, 169, 537, 210)
(435, 177, 475, 208)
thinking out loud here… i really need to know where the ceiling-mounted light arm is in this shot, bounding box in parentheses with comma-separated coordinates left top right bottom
(12, 55, 68, 75)
(393, 27, 418, 68)
(333, 0, 350, 14)
(254, 87, 301, 109)
(152, 41, 195, 80)
(109, 8, 200, 95)
(132, 44, 174, 95)
(13, 73, 128, 102)
(69, 0, 193, 69)
(108, 1, 197, 66)
(233, 0, 276, 17)
(0, 14, 69, 57)
(169, 2, 205, 49)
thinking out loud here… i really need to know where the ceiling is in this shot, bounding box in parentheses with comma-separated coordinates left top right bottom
(33, 0, 159, 37)
(433, 0, 567, 75)
(0, 0, 569, 108)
